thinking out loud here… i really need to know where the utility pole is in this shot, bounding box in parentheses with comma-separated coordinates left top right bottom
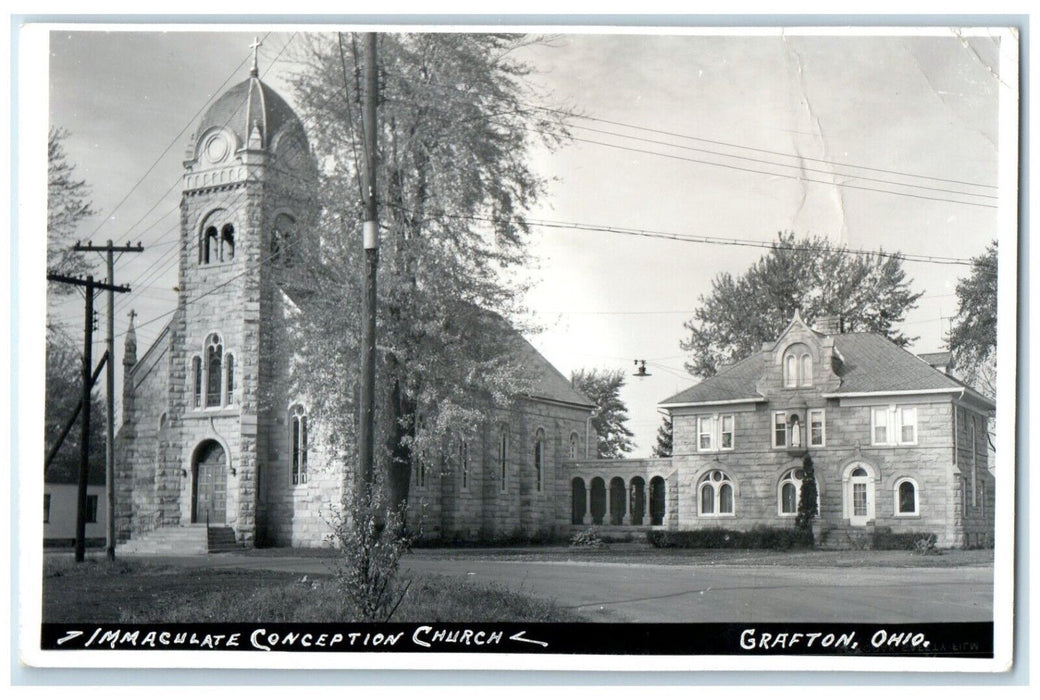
(73, 241, 144, 560)
(48, 272, 131, 562)
(358, 32, 379, 501)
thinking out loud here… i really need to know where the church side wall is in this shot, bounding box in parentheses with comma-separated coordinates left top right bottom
(115, 332, 170, 541)
(410, 400, 590, 542)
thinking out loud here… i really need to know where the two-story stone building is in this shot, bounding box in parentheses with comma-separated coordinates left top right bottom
(565, 312, 995, 549)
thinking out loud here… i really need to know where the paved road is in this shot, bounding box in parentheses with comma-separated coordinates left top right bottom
(400, 558, 993, 623)
(145, 552, 993, 624)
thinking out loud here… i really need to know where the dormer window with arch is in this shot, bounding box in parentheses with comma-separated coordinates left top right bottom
(205, 334, 223, 407)
(783, 343, 813, 388)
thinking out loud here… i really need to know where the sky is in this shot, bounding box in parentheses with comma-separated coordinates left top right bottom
(41, 26, 1009, 456)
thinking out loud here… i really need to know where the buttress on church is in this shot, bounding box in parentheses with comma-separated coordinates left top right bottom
(114, 64, 995, 552)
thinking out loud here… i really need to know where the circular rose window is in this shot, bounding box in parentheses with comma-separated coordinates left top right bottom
(205, 134, 229, 163)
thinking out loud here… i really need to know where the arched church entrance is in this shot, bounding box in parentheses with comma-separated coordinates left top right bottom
(192, 440, 228, 524)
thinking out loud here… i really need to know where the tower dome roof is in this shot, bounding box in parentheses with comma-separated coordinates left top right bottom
(194, 74, 303, 153)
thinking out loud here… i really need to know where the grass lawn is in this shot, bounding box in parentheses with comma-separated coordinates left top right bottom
(42, 556, 581, 624)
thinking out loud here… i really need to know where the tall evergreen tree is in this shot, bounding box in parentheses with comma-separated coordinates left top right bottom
(287, 34, 571, 507)
(652, 415, 672, 458)
(681, 231, 923, 378)
(570, 368, 635, 459)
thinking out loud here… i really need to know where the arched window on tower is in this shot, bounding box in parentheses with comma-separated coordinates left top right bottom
(224, 353, 235, 406)
(205, 334, 223, 407)
(191, 356, 202, 408)
(221, 224, 235, 262)
(290, 404, 308, 485)
(202, 226, 219, 264)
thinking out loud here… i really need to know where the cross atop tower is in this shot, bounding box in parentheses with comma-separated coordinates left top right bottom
(249, 36, 262, 77)
(128, 309, 137, 326)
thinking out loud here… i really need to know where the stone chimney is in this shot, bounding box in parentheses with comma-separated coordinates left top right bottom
(815, 315, 842, 335)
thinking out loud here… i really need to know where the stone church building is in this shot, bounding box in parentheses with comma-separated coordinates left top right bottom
(114, 65, 596, 551)
(115, 63, 995, 553)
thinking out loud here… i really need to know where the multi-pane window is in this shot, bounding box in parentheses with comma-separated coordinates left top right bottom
(697, 414, 735, 452)
(809, 409, 825, 447)
(699, 470, 735, 516)
(290, 404, 308, 485)
(773, 411, 788, 448)
(871, 405, 918, 446)
(779, 468, 804, 515)
(499, 425, 508, 493)
(895, 478, 919, 516)
(86, 494, 99, 523)
(534, 429, 545, 492)
(698, 416, 713, 451)
(206, 334, 223, 407)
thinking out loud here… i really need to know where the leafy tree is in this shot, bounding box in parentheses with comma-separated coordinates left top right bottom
(948, 241, 998, 396)
(570, 368, 635, 459)
(45, 327, 105, 482)
(652, 415, 672, 458)
(287, 33, 571, 508)
(48, 127, 94, 282)
(681, 231, 924, 377)
(795, 453, 818, 541)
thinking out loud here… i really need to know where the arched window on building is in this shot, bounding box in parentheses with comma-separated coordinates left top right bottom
(224, 353, 235, 406)
(205, 334, 222, 407)
(498, 424, 508, 493)
(191, 356, 202, 408)
(569, 432, 580, 460)
(534, 428, 545, 492)
(221, 224, 235, 261)
(779, 468, 805, 516)
(699, 470, 735, 516)
(290, 404, 308, 485)
(459, 439, 469, 491)
(895, 477, 919, 516)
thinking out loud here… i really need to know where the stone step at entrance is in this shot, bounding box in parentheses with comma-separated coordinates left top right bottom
(818, 527, 874, 550)
(116, 524, 241, 555)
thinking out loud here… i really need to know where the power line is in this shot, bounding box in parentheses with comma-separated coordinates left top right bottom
(564, 122, 997, 201)
(528, 104, 999, 191)
(408, 209, 982, 267)
(81, 36, 267, 241)
(560, 133, 998, 210)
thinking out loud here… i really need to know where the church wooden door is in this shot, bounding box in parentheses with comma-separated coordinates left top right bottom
(193, 441, 227, 525)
